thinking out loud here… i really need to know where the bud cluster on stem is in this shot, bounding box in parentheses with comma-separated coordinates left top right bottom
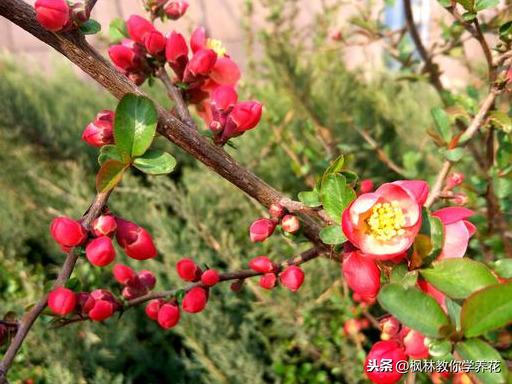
(249, 203, 300, 243)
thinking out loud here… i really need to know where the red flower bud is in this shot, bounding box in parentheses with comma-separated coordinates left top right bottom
(48, 287, 76, 316)
(138, 270, 156, 290)
(113, 264, 136, 285)
(365, 340, 407, 384)
(91, 215, 117, 237)
(222, 101, 262, 141)
(281, 214, 300, 233)
(269, 203, 285, 219)
(342, 251, 381, 303)
(184, 49, 217, 79)
(446, 172, 464, 190)
(86, 236, 116, 267)
(82, 118, 114, 148)
(88, 300, 115, 321)
(259, 273, 277, 290)
(50, 217, 87, 248)
(76, 292, 94, 314)
(34, 0, 70, 32)
(248, 256, 274, 273)
(182, 287, 208, 313)
(126, 15, 155, 44)
(0, 324, 7, 346)
(157, 303, 180, 329)
(211, 86, 238, 113)
(360, 179, 374, 194)
(176, 258, 201, 281)
(145, 299, 164, 320)
(143, 30, 166, 55)
(280, 265, 305, 292)
(249, 218, 276, 243)
(115, 218, 158, 260)
(166, 31, 189, 77)
(453, 192, 468, 206)
(343, 318, 362, 337)
(108, 43, 141, 72)
(201, 269, 220, 287)
(380, 316, 400, 341)
(164, 1, 189, 20)
(402, 329, 429, 359)
(190, 27, 206, 53)
(122, 285, 146, 300)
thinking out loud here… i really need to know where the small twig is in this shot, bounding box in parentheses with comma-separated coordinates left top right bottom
(279, 198, 332, 225)
(85, 0, 98, 16)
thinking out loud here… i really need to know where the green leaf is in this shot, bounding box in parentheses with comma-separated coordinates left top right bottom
(461, 281, 512, 337)
(445, 297, 462, 331)
(488, 111, 512, 134)
(321, 154, 344, 183)
(462, 12, 477, 21)
(420, 259, 498, 299)
(98, 145, 122, 165)
(475, 0, 499, 11)
(431, 107, 452, 143)
(319, 225, 346, 245)
(319, 174, 356, 222)
(79, 19, 101, 35)
(427, 339, 452, 358)
(499, 21, 512, 42)
(492, 259, 512, 279)
(114, 94, 158, 162)
(297, 190, 322, 207)
(455, 339, 507, 384)
(133, 149, 177, 175)
(66, 277, 81, 291)
(444, 148, 465, 162)
(378, 284, 451, 338)
(457, 0, 475, 11)
(109, 18, 128, 43)
(413, 211, 444, 267)
(96, 160, 128, 192)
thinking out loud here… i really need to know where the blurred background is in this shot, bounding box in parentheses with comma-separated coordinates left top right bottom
(0, 0, 503, 383)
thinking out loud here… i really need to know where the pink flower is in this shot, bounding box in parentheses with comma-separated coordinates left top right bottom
(143, 30, 166, 55)
(126, 15, 155, 44)
(165, 1, 189, 20)
(342, 181, 428, 259)
(432, 207, 475, 260)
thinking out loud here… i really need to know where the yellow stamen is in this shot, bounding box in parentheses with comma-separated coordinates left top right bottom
(366, 201, 406, 241)
(206, 38, 226, 57)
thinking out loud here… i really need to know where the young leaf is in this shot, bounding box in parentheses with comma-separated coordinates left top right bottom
(455, 339, 508, 384)
(378, 284, 451, 338)
(420, 259, 498, 299)
(98, 145, 122, 165)
(321, 154, 344, 184)
(320, 174, 356, 222)
(445, 297, 462, 331)
(412, 211, 443, 268)
(96, 160, 128, 193)
(109, 18, 128, 43)
(79, 19, 101, 35)
(461, 282, 512, 337)
(492, 259, 512, 279)
(475, 0, 499, 11)
(133, 150, 177, 175)
(114, 94, 158, 162)
(457, 0, 475, 12)
(444, 148, 465, 162)
(431, 107, 452, 143)
(297, 190, 322, 207)
(319, 225, 346, 245)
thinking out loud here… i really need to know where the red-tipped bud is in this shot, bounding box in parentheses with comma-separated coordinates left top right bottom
(138, 270, 156, 290)
(269, 203, 285, 219)
(50, 217, 87, 248)
(402, 329, 429, 359)
(157, 303, 180, 329)
(211, 86, 238, 113)
(343, 318, 362, 337)
(34, 0, 70, 32)
(108, 43, 141, 73)
(222, 101, 262, 141)
(145, 299, 164, 320)
(182, 287, 208, 313)
(86, 236, 116, 267)
(259, 273, 277, 289)
(122, 286, 145, 300)
(185, 49, 217, 78)
(115, 218, 158, 260)
(113, 264, 136, 285)
(453, 192, 468, 206)
(249, 218, 276, 243)
(201, 269, 220, 287)
(380, 316, 400, 341)
(446, 172, 464, 190)
(126, 15, 155, 44)
(165, 1, 189, 20)
(342, 251, 381, 303)
(176, 258, 201, 281)
(248, 256, 274, 273)
(82, 119, 114, 148)
(166, 31, 189, 64)
(143, 30, 166, 55)
(281, 214, 300, 234)
(48, 287, 77, 316)
(360, 179, 374, 194)
(190, 26, 206, 53)
(91, 215, 117, 237)
(88, 300, 115, 321)
(280, 265, 305, 292)
(365, 340, 407, 384)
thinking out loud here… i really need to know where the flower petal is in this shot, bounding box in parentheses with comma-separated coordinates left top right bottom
(432, 207, 474, 225)
(438, 221, 470, 260)
(375, 183, 420, 227)
(392, 180, 429, 206)
(210, 57, 241, 85)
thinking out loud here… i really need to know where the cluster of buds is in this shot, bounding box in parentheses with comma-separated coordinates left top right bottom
(249, 203, 300, 243)
(50, 214, 157, 266)
(48, 287, 120, 322)
(143, 1, 189, 21)
(113, 264, 156, 299)
(248, 256, 305, 292)
(442, 172, 468, 206)
(34, 0, 92, 32)
(82, 110, 114, 148)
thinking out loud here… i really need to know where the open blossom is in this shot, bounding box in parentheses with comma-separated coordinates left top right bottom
(432, 207, 475, 260)
(342, 180, 428, 259)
